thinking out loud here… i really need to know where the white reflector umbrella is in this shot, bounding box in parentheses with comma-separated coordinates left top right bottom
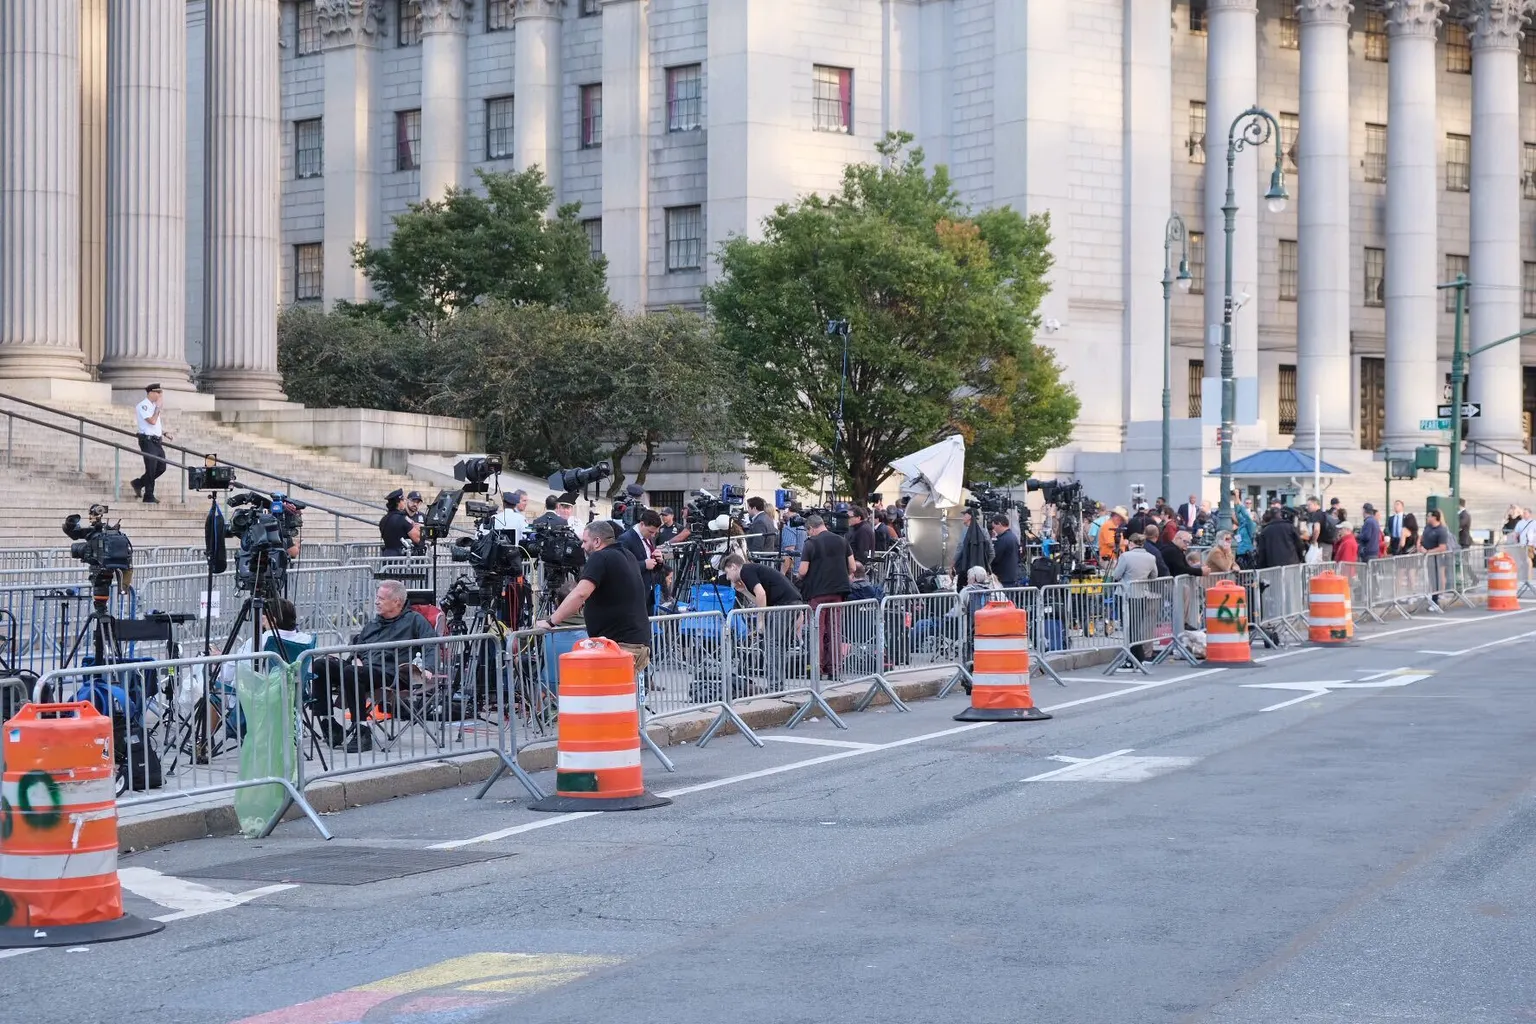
(888, 435, 967, 510)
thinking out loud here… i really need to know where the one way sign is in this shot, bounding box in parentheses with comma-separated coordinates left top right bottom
(1437, 402, 1482, 418)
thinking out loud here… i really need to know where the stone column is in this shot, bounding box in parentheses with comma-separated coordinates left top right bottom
(1294, 0, 1353, 447)
(1384, 1, 1446, 449)
(0, 1, 91, 382)
(420, 0, 469, 201)
(916, 0, 952, 169)
(320, 0, 384, 305)
(601, 0, 650, 310)
(202, 0, 285, 400)
(100, 0, 194, 391)
(1467, 0, 1531, 448)
(1202, 0, 1260, 428)
(881, 0, 921, 139)
(81, 0, 108, 373)
(514, 0, 564, 195)
(1122, 0, 1173, 425)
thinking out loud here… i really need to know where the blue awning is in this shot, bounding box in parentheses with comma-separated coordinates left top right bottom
(1206, 449, 1349, 477)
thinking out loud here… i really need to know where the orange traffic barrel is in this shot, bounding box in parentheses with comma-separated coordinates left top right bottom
(529, 638, 670, 812)
(0, 702, 163, 948)
(1307, 571, 1354, 644)
(1204, 580, 1251, 665)
(955, 600, 1051, 722)
(1487, 553, 1520, 611)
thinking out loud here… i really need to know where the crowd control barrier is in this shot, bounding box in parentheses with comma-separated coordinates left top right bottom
(645, 611, 761, 751)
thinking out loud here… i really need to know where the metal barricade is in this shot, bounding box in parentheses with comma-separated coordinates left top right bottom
(644, 611, 761, 750)
(1496, 543, 1536, 596)
(880, 591, 976, 697)
(1113, 576, 1199, 671)
(1396, 554, 1435, 613)
(722, 603, 829, 711)
(805, 598, 899, 722)
(294, 633, 543, 804)
(1031, 578, 1136, 673)
(28, 651, 332, 840)
(1253, 564, 1309, 641)
(0, 582, 137, 676)
(1328, 561, 1381, 623)
(1424, 550, 1465, 608)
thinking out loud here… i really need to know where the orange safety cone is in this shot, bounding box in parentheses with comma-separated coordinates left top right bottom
(1307, 571, 1354, 644)
(955, 600, 1051, 722)
(1487, 553, 1520, 611)
(529, 638, 671, 812)
(0, 702, 164, 948)
(1204, 580, 1252, 665)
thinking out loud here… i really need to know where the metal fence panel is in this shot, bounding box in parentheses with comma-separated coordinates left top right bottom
(880, 591, 975, 696)
(645, 611, 761, 748)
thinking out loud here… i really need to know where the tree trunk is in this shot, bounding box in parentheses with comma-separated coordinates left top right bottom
(605, 439, 635, 498)
(634, 431, 660, 486)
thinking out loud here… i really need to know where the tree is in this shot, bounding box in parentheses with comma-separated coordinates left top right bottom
(277, 306, 429, 412)
(704, 132, 1079, 500)
(348, 167, 608, 335)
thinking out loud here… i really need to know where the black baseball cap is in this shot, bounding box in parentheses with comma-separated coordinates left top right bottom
(406, 490, 422, 501)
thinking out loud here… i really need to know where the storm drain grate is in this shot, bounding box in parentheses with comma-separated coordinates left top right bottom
(179, 845, 514, 886)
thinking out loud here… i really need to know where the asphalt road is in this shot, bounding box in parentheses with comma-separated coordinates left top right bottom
(5, 606, 1536, 1024)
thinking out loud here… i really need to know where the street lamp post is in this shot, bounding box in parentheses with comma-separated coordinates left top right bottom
(1162, 213, 1194, 504)
(826, 318, 851, 502)
(1217, 106, 1290, 528)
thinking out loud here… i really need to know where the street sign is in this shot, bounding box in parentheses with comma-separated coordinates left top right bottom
(1419, 418, 1452, 431)
(1436, 402, 1481, 418)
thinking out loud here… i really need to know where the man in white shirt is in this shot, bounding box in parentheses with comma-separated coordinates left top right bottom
(492, 489, 528, 539)
(130, 383, 172, 504)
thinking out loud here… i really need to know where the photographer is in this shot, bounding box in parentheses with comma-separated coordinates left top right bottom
(311, 580, 436, 752)
(847, 506, 877, 569)
(797, 514, 855, 679)
(618, 508, 665, 613)
(379, 488, 421, 557)
(746, 497, 779, 555)
(536, 520, 652, 671)
(988, 514, 1021, 587)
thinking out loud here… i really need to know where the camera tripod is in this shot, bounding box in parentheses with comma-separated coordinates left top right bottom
(664, 536, 735, 612)
(55, 571, 128, 672)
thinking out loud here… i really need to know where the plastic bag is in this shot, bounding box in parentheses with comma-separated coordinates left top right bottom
(233, 661, 298, 838)
(1305, 544, 1323, 565)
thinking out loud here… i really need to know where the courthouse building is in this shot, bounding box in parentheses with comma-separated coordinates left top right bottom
(4, 1, 1536, 493)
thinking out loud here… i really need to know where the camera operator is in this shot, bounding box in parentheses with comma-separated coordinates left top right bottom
(988, 514, 1021, 587)
(618, 508, 665, 613)
(493, 490, 528, 540)
(721, 551, 800, 609)
(379, 489, 421, 557)
(130, 382, 173, 504)
(797, 514, 855, 679)
(269, 493, 302, 558)
(847, 506, 877, 569)
(536, 520, 652, 671)
(311, 580, 436, 752)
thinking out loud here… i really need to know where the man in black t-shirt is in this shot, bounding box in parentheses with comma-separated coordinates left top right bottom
(722, 552, 800, 607)
(1305, 497, 1336, 561)
(535, 520, 652, 670)
(847, 506, 877, 568)
(797, 515, 855, 679)
(379, 488, 420, 556)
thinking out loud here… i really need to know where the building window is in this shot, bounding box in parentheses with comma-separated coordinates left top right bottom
(1364, 12, 1388, 62)
(1279, 111, 1299, 169)
(487, 0, 512, 31)
(1525, 262, 1536, 318)
(666, 206, 703, 272)
(1524, 32, 1536, 83)
(580, 0, 601, 14)
(1446, 24, 1471, 73)
(1188, 231, 1205, 294)
(397, 0, 421, 46)
(485, 97, 514, 160)
(1188, 360, 1204, 418)
(1279, 13, 1299, 50)
(581, 84, 603, 148)
(667, 64, 703, 132)
(395, 109, 421, 171)
(296, 0, 321, 55)
(1524, 143, 1536, 199)
(583, 218, 602, 259)
(295, 243, 323, 302)
(813, 65, 853, 134)
(1188, 101, 1206, 164)
(1278, 365, 1298, 435)
(1446, 133, 1471, 192)
(1445, 254, 1469, 311)
(1364, 247, 1386, 307)
(1364, 123, 1387, 183)
(1189, 0, 1207, 34)
(1279, 239, 1298, 301)
(295, 118, 323, 179)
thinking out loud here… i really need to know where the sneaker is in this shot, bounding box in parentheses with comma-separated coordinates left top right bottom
(131, 479, 143, 498)
(143, 496, 161, 504)
(344, 728, 373, 753)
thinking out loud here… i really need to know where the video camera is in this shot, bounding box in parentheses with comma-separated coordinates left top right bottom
(801, 504, 850, 536)
(522, 520, 583, 571)
(187, 460, 235, 491)
(685, 484, 744, 534)
(227, 491, 304, 594)
(965, 482, 1027, 517)
(548, 462, 610, 494)
(611, 484, 648, 530)
(63, 505, 133, 583)
(1026, 477, 1086, 508)
(454, 456, 501, 493)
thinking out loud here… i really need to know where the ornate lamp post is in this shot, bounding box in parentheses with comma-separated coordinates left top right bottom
(1162, 213, 1194, 503)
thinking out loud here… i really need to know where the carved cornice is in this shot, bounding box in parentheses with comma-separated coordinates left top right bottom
(421, 0, 471, 34)
(514, 0, 564, 19)
(1297, 0, 1353, 24)
(317, 0, 387, 48)
(1383, 0, 1449, 38)
(1464, 0, 1536, 49)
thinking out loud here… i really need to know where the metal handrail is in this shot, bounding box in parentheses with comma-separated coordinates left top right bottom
(1464, 439, 1536, 490)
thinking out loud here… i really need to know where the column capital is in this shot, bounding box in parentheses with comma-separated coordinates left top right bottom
(1384, 0, 1448, 37)
(1207, 0, 1259, 12)
(1465, 0, 1535, 50)
(317, 0, 387, 48)
(421, 0, 471, 34)
(1297, 0, 1352, 25)
(514, 0, 563, 20)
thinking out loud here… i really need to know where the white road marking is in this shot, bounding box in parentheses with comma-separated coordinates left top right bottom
(1412, 627, 1536, 658)
(1254, 692, 1324, 713)
(758, 736, 880, 750)
(1046, 755, 1088, 764)
(1021, 749, 1136, 782)
(1049, 755, 1202, 782)
(118, 867, 297, 922)
(428, 813, 599, 850)
(1244, 669, 1435, 711)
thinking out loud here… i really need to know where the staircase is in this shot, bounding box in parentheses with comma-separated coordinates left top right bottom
(0, 395, 444, 549)
(1304, 446, 1533, 536)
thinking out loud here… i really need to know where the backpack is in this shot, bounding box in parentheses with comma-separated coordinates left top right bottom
(1028, 556, 1058, 589)
(1317, 514, 1338, 545)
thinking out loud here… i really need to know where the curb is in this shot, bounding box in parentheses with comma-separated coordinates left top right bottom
(117, 648, 1119, 854)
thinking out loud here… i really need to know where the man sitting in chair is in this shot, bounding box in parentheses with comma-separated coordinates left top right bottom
(217, 599, 313, 689)
(311, 580, 437, 752)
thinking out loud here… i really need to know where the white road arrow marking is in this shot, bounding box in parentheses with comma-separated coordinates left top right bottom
(1243, 670, 1434, 711)
(118, 867, 296, 922)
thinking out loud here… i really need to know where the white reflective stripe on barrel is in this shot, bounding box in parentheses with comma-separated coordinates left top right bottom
(1308, 616, 1350, 627)
(558, 694, 638, 715)
(1308, 593, 1349, 603)
(1205, 632, 1247, 644)
(0, 849, 118, 880)
(970, 673, 1029, 687)
(557, 748, 641, 771)
(973, 637, 1028, 651)
(1, 777, 117, 807)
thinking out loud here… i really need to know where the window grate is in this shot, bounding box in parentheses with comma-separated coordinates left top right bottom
(1279, 240, 1298, 302)
(396, 109, 421, 171)
(485, 97, 514, 160)
(397, 0, 421, 46)
(1525, 32, 1536, 83)
(1525, 262, 1536, 318)
(582, 218, 602, 260)
(1188, 360, 1204, 419)
(1188, 231, 1205, 295)
(1445, 254, 1468, 312)
(581, 0, 601, 14)
(1446, 133, 1470, 192)
(666, 206, 703, 272)
(813, 65, 853, 134)
(1279, 111, 1299, 170)
(1188, 101, 1206, 165)
(295, 118, 323, 179)
(667, 65, 702, 132)
(1279, 14, 1299, 50)
(1364, 12, 1388, 62)
(1446, 24, 1471, 73)
(1524, 143, 1536, 199)
(1365, 247, 1385, 307)
(487, 0, 512, 31)
(1365, 123, 1387, 183)
(1189, 0, 1207, 34)
(295, 243, 323, 302)
(581, 84, 603, 148)
(296, 0, 321, 55)
(1279, 365, 1297, 435)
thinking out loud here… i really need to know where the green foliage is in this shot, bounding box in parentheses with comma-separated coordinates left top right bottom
(348, 167, 608, 334)
(277, 306, 431, 412)
(704, 132, 1079, 498)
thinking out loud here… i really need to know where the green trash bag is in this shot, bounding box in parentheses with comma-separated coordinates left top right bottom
(233, 661, 299, 837)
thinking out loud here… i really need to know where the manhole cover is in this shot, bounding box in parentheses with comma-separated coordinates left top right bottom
(179, 845, 514, 886)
